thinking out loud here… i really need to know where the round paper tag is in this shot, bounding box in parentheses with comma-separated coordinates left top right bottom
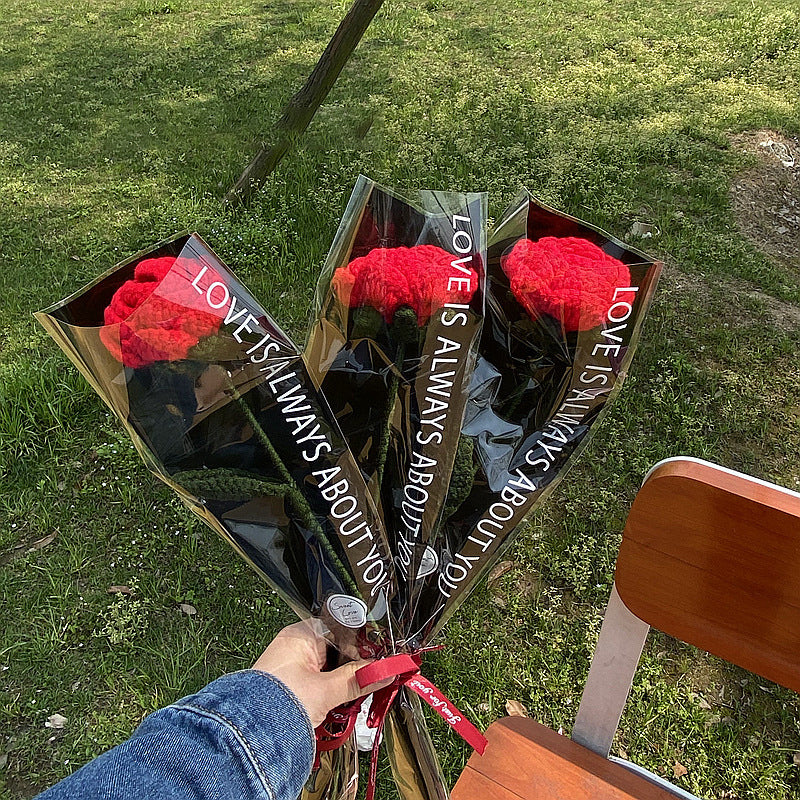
(326, 594, 368, 629)
(416, 546, 439, 579)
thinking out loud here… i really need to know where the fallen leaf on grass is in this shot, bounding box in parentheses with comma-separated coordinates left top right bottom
(792, 751, 800, 767)
(759, 138, 796, 168)
(672, 761, 688, 778)
(505, 699, 528, 717)
(28, 532, 58, 552)
(0, 752, 7, 770)
(1, 531, 58, 565)
(45, 713, 67, 730)
(487, 561, 514, 587)
(107, 585, 133, 595)
(517, 573, 543, 600)
(629, 221, 657, 239)
(489, 561, 515, 608)
(179, 603, 197, 616)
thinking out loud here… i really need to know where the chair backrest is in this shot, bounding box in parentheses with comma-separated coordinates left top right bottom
(573, 457, 800, 757)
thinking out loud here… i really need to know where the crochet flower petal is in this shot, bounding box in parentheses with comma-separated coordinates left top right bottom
(332, 245, 479, 324)
(501, 236, 631, 332)
(101, 255, 223, 367)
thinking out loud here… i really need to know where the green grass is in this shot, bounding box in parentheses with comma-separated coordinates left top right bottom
(2, 0, 800, 797)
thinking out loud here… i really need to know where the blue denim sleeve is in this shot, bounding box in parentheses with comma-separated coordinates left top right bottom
(35, 670, 315, 800)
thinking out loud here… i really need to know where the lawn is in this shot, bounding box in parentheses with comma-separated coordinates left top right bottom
(1, 0, 800, 797)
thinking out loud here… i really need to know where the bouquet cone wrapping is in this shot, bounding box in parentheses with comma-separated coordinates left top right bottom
(36, 233, 398, 656)
(408, 190, 662, 643)
(306, 176, 487, 635)
(38, 179, 661, 800)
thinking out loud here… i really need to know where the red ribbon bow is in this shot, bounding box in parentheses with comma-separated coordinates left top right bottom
(316, 651, 487, 800)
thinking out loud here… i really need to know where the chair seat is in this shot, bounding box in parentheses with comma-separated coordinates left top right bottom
(451, 717, 684, 800)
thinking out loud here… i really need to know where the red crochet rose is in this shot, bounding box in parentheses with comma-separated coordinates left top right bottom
(331, 245, 478, 324)
(100, 255, 223, 368)
(501, 237, 631, 332)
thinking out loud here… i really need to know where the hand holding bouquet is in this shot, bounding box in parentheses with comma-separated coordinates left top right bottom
(38, 179, 661, 800)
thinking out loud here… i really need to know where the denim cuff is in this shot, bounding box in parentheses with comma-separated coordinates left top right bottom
(169, 669, 315, 799)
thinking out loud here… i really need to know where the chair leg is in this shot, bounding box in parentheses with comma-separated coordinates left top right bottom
(572, 584, 650, 757)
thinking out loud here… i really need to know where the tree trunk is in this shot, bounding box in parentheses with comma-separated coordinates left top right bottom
(225, 0, 386, 205)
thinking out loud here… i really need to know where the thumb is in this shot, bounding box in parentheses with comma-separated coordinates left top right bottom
(326, 659, 395, 708)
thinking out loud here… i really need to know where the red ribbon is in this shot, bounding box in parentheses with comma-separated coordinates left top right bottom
(315, 652, 487, 800)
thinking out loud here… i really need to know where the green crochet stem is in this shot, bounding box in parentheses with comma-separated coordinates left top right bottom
(502, 383, 527, 419)
(374, 306, 419, 492)
(226, 378, 361, 598)
(374, 340, 404, 491)
(173, 467, 288, 501)
(441, 435, 479, 521)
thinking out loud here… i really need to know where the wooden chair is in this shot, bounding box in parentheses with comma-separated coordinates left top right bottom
(451, 457, 800, 800)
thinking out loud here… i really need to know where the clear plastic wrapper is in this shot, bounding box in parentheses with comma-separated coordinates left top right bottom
(36, 233, 398, 659)
(385, 690, 449, 800)
(306, 176, 487, 627)
(407, 190, 662, 643)
(304, 177, 487, 800)
(303, 744, 358, 800)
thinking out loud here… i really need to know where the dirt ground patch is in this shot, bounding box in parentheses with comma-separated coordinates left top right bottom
(730, 130, 800, 273)
(662, 260, 800, 333)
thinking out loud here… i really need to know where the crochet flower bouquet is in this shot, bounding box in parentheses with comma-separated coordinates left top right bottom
(38, 177, 661, 800)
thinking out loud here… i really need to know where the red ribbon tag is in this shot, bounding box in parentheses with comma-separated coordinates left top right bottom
(402, 673, 487, 754)
(315, 651, 487, 800)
